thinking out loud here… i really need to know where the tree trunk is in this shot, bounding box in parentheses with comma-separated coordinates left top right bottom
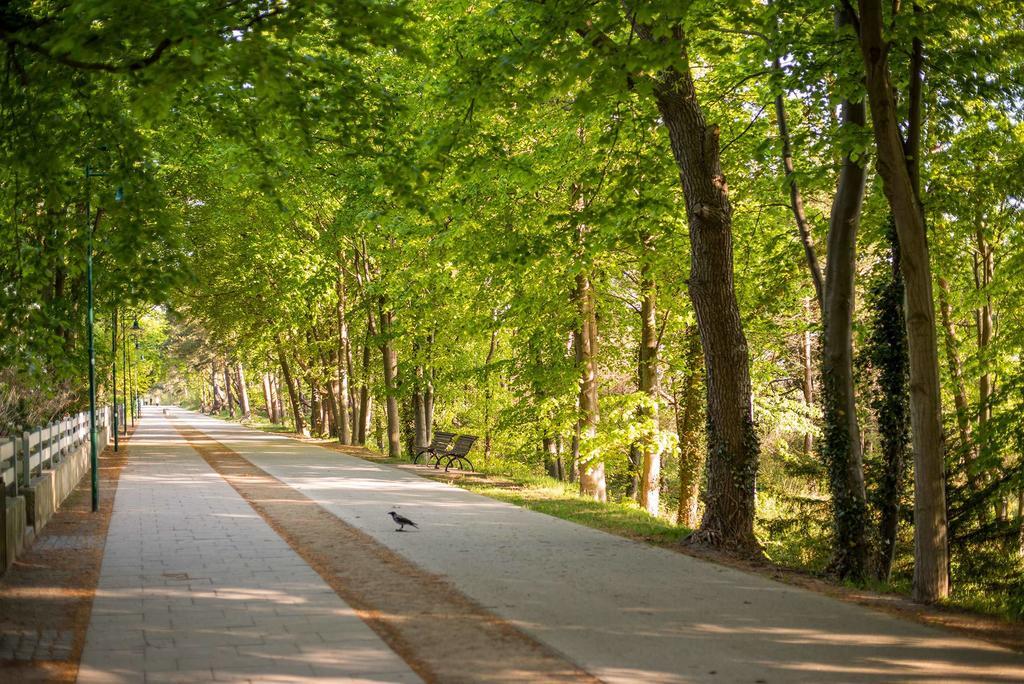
(542, 436, 560, 479)
(379, 307, 401, 458)
(336, 260, 352, 444)
(210, 363, 221, 412)
(637, 259, 661, 516)
(262, 372, 276, 423)
(870, 218, 911, 581)
(273, 373, 285, 425)
(357, 330, 372, 445)
(676, 327, 704, 529)
(938, 276, 978, 479)
(224, 365, 235, 418)
(773, 58, 824, 309)
(648, 45, 760, 551)
(802, 299, 815, 456)
(483, 327, 498, 461)
(236, 362, 251, 419)
(819, 49, 870, 579)
(575, 272, 606, 501)
(276, 336, 304, 435)
(857, 0, 949, 601)
(412, 388, 426, 448)
(973, 223, 994, 445)
(309, 378, 323, 436)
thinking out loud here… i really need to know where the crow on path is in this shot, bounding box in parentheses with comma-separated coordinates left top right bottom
(388, 510, 419, 532)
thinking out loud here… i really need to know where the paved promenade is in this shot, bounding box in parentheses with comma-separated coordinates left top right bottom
(77, 408, 1024, 683)
(78, 412, 420, 683)
(180, 409, 1024, 684)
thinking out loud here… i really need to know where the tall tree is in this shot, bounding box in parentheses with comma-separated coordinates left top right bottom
(856, 0, 950, 601)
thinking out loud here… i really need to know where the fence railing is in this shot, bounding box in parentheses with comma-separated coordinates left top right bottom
(1, 407, 109, 496)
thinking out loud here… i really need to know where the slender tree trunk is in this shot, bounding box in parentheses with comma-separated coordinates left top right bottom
(262, 372, 275, 423)
(357, 330, 372, 445)
(857, 0, 950, 601)
(802, 299, 815, 455)
(424, 367, 434, 444)
(638, 259, 662, 516)
(974, 223, 994, 446)
(575, 272, 606, 501)
(676, 327, 704, 529)
(379, 307, 401, 458)
(647, 44, 760, 551)
(336, 260, 352, 444)
(273, 373, 285, 425)
(276, 336, 304, 435)
(938, 276, 978, 479)
(310, 378, 323, 436)
(773, 58, 824, 309)
(483, 328, 498, 461)
(224, 365, 235, 418)
(211, 363, 222, 412)
(236, 362, 251, 419)
(412, 388, 426, 448)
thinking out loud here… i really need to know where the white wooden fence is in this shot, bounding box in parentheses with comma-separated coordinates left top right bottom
(1, 407, 109, 496)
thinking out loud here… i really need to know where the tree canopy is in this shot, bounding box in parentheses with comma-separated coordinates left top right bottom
(2, 0, 1023, 616)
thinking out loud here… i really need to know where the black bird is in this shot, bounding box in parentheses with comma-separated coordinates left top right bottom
(387, 510, 418, 532)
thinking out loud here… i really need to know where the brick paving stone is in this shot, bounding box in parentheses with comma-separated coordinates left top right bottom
(77, 412, 421, 683)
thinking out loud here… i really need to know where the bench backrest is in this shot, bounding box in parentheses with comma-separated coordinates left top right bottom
(449, 435, 477, 456)
(431, 431, 456, 449)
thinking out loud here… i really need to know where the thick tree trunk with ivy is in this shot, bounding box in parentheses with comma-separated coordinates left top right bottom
(774, 6, 869, 578)
(647, 44, 760, 551)
(575, 272, 606, 501)
(638, 259, 661, 516)
(858, 0, 950, 601)
(820, 81, 870, 580)
(867, 219, 911, 581)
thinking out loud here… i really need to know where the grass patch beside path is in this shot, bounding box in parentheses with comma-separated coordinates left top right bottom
(458, 479, 691, 547)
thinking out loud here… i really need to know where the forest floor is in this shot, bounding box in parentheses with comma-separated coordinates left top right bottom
(273, 427, 1024, 656)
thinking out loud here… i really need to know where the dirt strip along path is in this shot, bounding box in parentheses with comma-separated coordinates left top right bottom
(0, 428, 132, 683)
(169, 418, 601, 684)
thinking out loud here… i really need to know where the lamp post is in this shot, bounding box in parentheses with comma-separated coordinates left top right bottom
(131, 319, 141, 426)
(112, 307, 119, 452)
(85, 160, 123, 513)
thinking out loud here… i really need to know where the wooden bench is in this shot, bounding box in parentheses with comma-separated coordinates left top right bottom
(439, 435, 478, 472)
(412, 431, 456, 465)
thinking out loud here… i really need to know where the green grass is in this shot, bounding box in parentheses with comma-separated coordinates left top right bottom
(453, 477, 692, 546)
